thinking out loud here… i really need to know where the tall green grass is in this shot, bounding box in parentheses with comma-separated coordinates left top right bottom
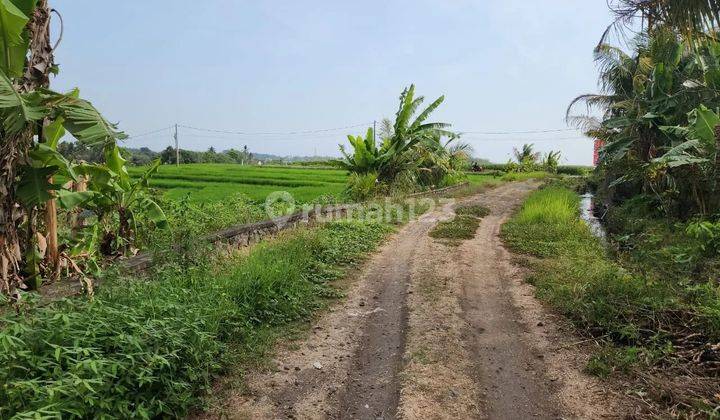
(0, 220, 392, 418)
(503, 187, 720, 379)
(511, 187, 579, 225)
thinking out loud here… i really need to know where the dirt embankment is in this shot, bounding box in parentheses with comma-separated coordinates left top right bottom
(202, 181, 630, 419)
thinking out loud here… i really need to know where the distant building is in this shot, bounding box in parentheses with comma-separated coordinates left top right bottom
(593, 139, 604, 166)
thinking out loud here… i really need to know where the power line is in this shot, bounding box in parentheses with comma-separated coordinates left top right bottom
(178, 122, 374, 136)
(127, 126, 172, 139)
(177, 132, 354, 141)
(126, 123, 588, 144)
(462, 136, 589, 142)
(458, 128, 578, 135)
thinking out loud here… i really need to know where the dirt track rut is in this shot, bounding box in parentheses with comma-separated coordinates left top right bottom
(209, 181, 625, 419)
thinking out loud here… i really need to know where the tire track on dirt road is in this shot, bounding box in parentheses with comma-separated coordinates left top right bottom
(203, 186, 459, 420)
(399, 181, 627, 419)
(204, 181, 627, 419)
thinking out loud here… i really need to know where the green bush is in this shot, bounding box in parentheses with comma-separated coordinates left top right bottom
(0, 220, 391, 418)
(556, 165, 592, 176)
(345, 172, 381, 201)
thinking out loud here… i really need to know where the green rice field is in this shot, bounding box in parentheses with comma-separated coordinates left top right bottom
(128, 164, 505, 204)
(128, 164, 349, 203)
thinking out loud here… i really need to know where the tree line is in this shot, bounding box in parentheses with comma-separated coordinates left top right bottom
(58, 143, 257, 166)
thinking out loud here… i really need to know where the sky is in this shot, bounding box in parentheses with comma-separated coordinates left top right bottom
(52, 1, 616, 165)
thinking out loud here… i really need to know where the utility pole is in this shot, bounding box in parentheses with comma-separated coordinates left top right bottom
(174, 124, 180, 167)
(373, 120, 377, 143)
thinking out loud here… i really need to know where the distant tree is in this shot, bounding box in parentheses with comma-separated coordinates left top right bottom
(160, 146, 176, 164)
(180, 149, 201, 164)
(57, 142, 105, 163)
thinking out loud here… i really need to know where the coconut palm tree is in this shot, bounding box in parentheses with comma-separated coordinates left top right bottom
(513, 144, 540, 165)
(570, 25, 720, 215)
(603, 0, 720, 43)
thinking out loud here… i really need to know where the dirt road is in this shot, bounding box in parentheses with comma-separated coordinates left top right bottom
(211, 181, 624, 419)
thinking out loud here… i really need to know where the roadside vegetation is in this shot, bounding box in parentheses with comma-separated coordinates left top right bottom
(501, 3, 720, 415)
(504, 184, 720, 415)
(0, 220, 393, 418)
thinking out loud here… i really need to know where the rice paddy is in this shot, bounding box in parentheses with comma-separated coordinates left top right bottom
(128, 164, 349, 203)
(129, 164, 506, 204)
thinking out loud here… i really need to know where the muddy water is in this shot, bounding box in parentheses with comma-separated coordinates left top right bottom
(580, 193, 607, 240)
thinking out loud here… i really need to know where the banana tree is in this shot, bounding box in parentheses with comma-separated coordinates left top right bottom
(651, 105, 720, 214)
(543, 151, 562, 173)
(76, 149, 167, 255)
(338, 85, 454, 184)
(512, 144, 540, 171)
(338, 128, 385, 174)
(0, 0, 129, 293)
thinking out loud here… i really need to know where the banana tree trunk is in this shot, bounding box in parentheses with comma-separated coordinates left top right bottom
(0, 1, 54, 295)
(45, 185, 58, 273)
(70, 176, 88, 233)
(0, 127, 34, 294)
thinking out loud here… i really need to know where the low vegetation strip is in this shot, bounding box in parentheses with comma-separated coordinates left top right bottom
(502, 187, 720, 416)
(430, 204, 490, 244)
(0, 220, 392, 418)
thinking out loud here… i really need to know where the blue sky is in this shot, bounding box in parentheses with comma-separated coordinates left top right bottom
(52, 1, 615, 165)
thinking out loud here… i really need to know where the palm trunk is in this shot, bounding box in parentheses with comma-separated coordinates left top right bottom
(0, 1, 54, 295)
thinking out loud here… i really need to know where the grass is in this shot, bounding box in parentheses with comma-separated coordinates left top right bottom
(455, 204, 491, 218)
(502, 186, 720, 415)
(0, 220, 393, 418)
(466, 173, 505, 187)
(500, 171, 550, 182)
(128, 164, 349, 204)
(430, 204, 490, 244)
(503, 187, 672, 341)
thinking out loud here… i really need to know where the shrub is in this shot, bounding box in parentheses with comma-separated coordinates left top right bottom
(345, 172, 381, 201)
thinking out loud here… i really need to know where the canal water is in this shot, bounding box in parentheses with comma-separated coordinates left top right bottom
(579, 192, 607, 241)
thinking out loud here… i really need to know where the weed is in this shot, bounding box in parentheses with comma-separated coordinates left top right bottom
(455, 204, 490, 218)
